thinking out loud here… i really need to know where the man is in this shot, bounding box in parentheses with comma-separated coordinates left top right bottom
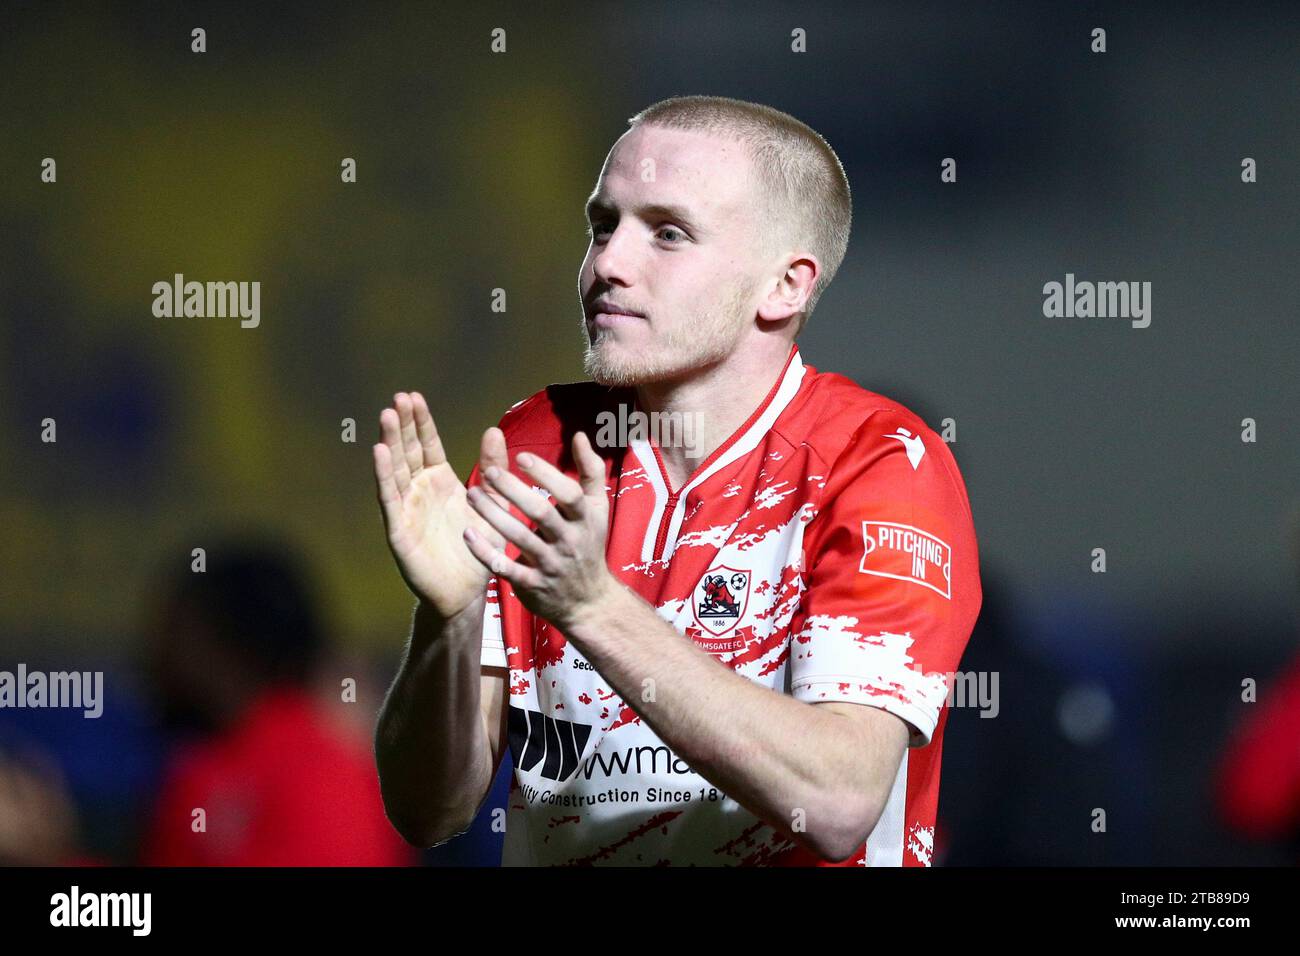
(142, 539, 414, 866)
(372, 95, 982, 866)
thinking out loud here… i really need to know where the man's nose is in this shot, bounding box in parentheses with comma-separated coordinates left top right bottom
(591, 223, 637, 286)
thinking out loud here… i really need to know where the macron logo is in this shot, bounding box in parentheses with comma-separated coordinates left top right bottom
(885, 428, 926, 470)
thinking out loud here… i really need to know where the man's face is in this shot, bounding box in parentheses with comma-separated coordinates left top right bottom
(579, 124, 769, 386)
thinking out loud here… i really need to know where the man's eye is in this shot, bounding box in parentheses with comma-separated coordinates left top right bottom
(587, 221, 612, 239)
(657, 226, 686, 243)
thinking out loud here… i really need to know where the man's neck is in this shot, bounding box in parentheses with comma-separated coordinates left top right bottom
(635, 338, 796, 491)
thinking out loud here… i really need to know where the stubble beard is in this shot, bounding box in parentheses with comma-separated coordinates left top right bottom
(582, 278, 753, 387)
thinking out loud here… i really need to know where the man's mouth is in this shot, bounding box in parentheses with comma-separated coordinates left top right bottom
(591, 297, 644, 316)
(592, 310, 644, 329)
(588, 298, 645, 331)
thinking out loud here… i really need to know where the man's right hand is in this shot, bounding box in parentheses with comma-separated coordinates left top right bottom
(372, 391, 510, 620)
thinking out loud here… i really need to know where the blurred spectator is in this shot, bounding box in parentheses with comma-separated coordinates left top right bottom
(940, 566, 1154, 865)
(1213, 507, 1300, 851)
(0, 744, 81, 865)
(1215, 656, 1300, 844)
(138, 536, 415, 866)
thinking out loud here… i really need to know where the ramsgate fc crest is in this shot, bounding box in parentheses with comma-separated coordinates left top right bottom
(693, 566, 751, 636)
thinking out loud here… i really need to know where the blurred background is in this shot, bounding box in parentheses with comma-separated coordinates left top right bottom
(0, 1, 1296, 865)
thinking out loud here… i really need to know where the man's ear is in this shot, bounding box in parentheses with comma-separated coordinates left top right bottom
(756, 254, 819, 324)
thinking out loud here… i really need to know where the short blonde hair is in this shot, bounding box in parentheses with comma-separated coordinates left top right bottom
(627, 95, 852, 335)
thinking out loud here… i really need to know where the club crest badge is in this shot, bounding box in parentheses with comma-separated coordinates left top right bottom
(693, 566, 751, 636)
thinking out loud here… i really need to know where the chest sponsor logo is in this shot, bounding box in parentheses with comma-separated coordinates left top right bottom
(692, 566, 751, 636)
(509, 706, 593, 782)
(859, 521, 952, 599)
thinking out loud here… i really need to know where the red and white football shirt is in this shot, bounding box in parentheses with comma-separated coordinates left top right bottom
(465, 343, 981, 866)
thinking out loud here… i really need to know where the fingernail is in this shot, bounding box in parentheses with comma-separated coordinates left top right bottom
(485, 466, 499, 479)
(518, 453, 533, 468)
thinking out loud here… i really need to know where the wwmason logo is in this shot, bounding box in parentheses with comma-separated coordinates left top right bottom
(0, 664, 102, 718)
(508, 706, 593, 781)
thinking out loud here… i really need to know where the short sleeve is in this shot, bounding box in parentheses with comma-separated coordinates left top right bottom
(788, 409, 982, 748)
(462, 390, 551, 671)
(480, 576, 509, 669)
(465, 460, 509, 669)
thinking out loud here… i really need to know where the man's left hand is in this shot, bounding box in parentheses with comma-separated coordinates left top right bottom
(463, 430, 618, 632)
